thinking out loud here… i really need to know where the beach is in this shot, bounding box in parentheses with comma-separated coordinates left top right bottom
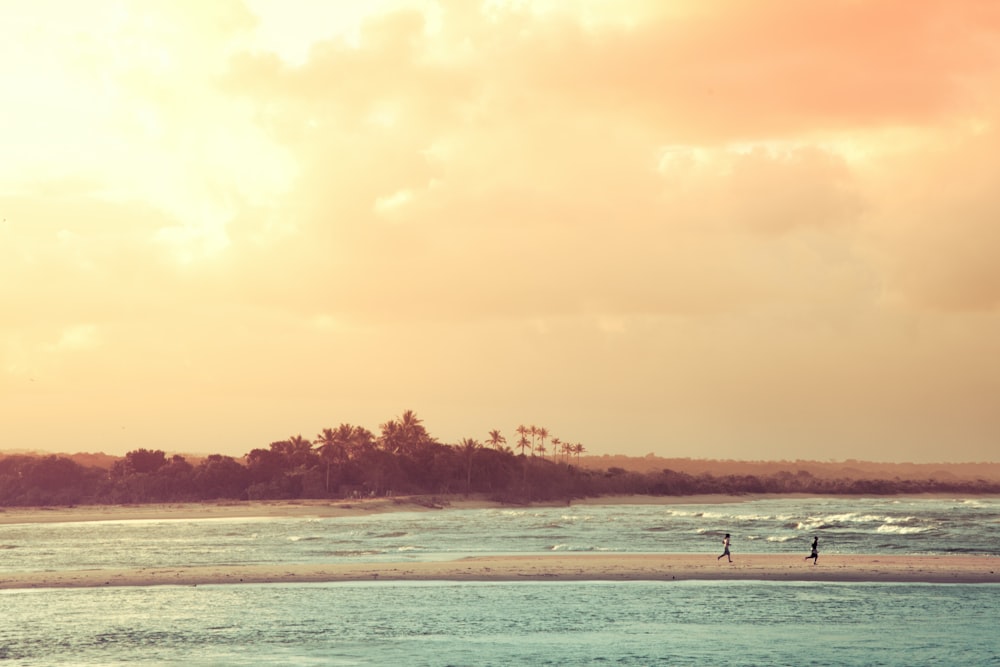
(0, 495, 735, 525)
(4, 492, 991, 525)
(2, 497, 997, 589)
(1, 553, 997, 590)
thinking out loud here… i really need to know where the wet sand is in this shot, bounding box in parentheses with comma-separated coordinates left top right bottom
(0, 495, 744, 525)
(1, 554, 996, 590)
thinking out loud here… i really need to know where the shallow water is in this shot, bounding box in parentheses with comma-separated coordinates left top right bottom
(2, 581, 998, 666)
(1, 497, 997, 573)
(1, 497, 997, 665)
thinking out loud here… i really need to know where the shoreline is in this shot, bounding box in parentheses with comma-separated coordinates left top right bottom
(2, 492, 997, 526)
(2, 497, 997, 590)
(1, 554, 997, 590)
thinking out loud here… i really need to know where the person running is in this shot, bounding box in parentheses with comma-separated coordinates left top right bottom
(717, 533, 732, 562)
(805, 536, 819, 565)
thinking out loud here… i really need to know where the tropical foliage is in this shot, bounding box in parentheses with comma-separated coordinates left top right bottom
(1, 411, 998, 506)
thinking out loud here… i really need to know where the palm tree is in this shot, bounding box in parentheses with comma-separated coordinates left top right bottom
(529, 425, 538, 456)
(561, 440, 573, 461)
(486, 429, 506, 451)
(550, 437, 562, 462)
(573, 442, 586, 461)
(344, 424, 375, 459)
(536, 427, 549, 460)
(282, 435, 315, 468)
(379, 419, 402, 453)
(534, 440, 547, 459)
(397, 409, 429, 454)
(314, 428, 339, 493)
(516, 435, 531, 456)
(315, 423, 363, 493)
(458, 438, 481, 495)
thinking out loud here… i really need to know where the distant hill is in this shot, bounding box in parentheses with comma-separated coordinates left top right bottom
(3, 449, 998, 484)
(576, 454, 1000, 483)
(0, 450, 206, 469)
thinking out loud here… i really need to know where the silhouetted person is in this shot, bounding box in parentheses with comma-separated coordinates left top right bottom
(718, 533, 732, 562)
(805, 536, 819, 565)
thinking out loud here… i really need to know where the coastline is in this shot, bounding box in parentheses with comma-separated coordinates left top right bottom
(3, 492, 998, 526)
(2, 497, 998, 589)
(1, 554, 996, 590)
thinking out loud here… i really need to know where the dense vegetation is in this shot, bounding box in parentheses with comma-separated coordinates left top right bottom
(2, 411, 999, 507)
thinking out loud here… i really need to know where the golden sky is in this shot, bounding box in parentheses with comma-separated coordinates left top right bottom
(3, 0, 999, 462)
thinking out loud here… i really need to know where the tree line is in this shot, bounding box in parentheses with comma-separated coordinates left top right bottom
(2, 410, 998, 507)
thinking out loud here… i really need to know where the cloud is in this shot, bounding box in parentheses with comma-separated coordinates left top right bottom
(218, 5, 898, 325)
(3, 1, 999, 460)
(52, 324, 101, 351)
(863, 126, 1000, 310)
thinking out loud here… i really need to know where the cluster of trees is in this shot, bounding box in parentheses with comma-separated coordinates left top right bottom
(0, 412, 590, 506)
(2, 411, 999, 507)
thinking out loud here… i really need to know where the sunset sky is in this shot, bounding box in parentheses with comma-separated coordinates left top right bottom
(3, 1, 999, 463)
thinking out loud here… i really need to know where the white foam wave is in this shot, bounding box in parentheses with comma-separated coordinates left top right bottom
(876, 525, 928, 535)
(882, 516, 917, 525)
(796, 521, 825, 531)
(731, 514, 782, 522)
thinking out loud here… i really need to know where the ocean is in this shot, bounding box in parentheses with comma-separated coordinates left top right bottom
(2, 496, 998, 665)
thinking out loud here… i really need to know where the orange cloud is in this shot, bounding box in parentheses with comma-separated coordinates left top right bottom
(2, 0, 999, 462)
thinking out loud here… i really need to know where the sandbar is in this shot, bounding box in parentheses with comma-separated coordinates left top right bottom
(0, 554, 996, 589)
(5, 493, 995, 526)
(0, 496, 778, 525)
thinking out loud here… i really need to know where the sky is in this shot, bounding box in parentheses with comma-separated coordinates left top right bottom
(2, 0, 999, 463)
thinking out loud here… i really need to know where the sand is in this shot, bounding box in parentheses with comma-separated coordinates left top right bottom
(1, 554, 998, 590)
(1, 498, 997, 589)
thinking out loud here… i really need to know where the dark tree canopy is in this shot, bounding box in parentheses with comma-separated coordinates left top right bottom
(2, 411, 998, 507)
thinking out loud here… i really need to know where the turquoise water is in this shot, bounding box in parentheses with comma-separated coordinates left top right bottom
(2, 497, 997, 573)
(1, 497, 998, 665)
(2, 581, 998, 665)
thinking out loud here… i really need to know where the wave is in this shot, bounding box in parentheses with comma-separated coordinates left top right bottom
(547, 544, 597, 552)
(882, 516, 919, 525)
(794, 521, 832, 531)
(329, 549, 383, 557)
(731, 514, 783, 522)
(532, 523, 565, 530)
(875, 525, 929, 535)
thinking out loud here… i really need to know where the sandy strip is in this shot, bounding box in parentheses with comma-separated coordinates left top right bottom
(1, 554, 997, 590)
(3, 494, 997, 525)
(0, 498, 445, 525)
(0, 496, 770, 525)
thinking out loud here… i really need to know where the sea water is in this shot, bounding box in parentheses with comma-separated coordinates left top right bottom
(1, 497, 998, 665)
(2, 581, 998, 665)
